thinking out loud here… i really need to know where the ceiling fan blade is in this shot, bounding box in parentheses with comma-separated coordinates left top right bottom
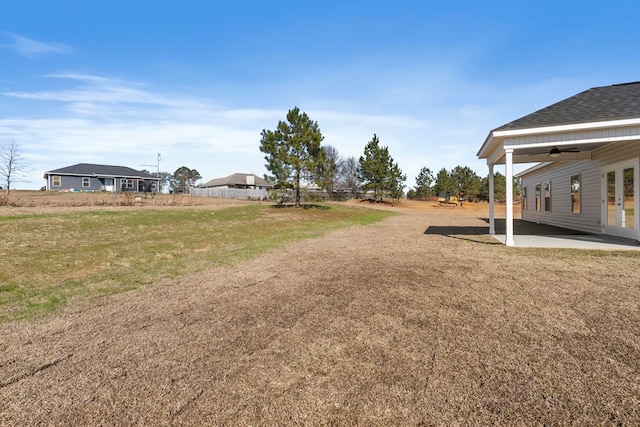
(524, 147, 582, 157)
(548, 147, 580, 157)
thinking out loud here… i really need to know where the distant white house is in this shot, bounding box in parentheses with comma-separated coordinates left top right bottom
(200, 173, 273, 190)
(477, 82, 640, 246)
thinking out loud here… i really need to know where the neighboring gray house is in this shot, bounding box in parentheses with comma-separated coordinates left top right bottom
(201, 173, 273, 190)
(477, 82, 640, 245)
(44, 163, 161, 193)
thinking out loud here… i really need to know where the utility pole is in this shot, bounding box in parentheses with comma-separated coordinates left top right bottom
(141, 153, 161, 193)
(141, 152, 161, 177)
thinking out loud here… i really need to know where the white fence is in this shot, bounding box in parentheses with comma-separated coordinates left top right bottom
(190, 187, 270, 200)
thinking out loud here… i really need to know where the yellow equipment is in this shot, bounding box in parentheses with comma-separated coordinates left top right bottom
(438, 191, 464, 207)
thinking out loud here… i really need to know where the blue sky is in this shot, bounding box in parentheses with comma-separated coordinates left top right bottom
(2, 0, 640, 189)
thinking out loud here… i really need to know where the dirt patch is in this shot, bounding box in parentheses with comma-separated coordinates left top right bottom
(1, 199, 638, 425)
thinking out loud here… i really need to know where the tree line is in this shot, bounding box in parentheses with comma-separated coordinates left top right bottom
(257, 106, 517, 206)
(258, 107, 407, 207)
(151, 149, 516, 203)
(408, 166, 518, 202)
(139, 167, 202, 194)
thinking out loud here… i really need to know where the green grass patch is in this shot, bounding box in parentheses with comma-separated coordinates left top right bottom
(0, 204, 394, 323)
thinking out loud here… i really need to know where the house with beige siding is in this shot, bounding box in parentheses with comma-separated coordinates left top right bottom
(477, 82, 640, 246)
(201, 173, 272, 190)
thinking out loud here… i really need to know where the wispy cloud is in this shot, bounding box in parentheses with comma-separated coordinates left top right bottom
(0, 72, 515, 189)
(2, 74, 216, 120)
(1, 32, 74, 58)
(0, 74, 286, 185)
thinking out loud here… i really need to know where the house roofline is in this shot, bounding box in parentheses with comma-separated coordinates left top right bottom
(493, 117, 640, 138)
(44, 171, 160, 180)
(476, 133, 495, 158)
(477, 117, 640, 160)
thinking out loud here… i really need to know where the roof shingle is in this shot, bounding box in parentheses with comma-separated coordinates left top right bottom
(45, 163, 158, 179)
(494, 82, 640, 132)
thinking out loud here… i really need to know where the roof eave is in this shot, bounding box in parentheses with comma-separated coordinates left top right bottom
(478, 117, 640, 162)
(493, 117, 640, 138)
(476, 132, 497, 159)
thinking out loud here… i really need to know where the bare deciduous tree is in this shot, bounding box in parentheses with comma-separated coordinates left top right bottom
(316, 144, 340, 196)
(337, 156, 361, 196)
(0, 140, 31, 195)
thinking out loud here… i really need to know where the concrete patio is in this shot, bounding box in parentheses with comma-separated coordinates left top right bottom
(492, 219, 640, 249)
(425, 219, 640, 250)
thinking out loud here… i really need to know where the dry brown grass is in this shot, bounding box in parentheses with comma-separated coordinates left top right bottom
(1, 197, 639, 425)
(0, 190, 250, 214)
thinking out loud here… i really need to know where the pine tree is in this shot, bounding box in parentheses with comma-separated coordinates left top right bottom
(433, 168, 458, 196)
(358, 134, 406, 201)
(414, 167, 434, 200)
(259, 107, 324, 207)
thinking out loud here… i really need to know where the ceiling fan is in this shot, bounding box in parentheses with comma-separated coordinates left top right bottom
(527, 146, 580, 158)
(548, 147, 579, 157)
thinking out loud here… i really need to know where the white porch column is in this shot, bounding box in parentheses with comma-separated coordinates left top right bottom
(488, 164, 495, 235)
(505, 149, 514, 246)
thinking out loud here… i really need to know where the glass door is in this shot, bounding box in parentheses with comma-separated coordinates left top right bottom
(603, 162, 638, 239)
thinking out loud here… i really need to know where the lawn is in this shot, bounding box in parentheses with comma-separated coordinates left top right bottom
(1, 198, 639, 425)
(0, 203, 394, 323)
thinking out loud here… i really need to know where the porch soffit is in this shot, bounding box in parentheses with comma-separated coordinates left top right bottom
(482, 122, 640, 166)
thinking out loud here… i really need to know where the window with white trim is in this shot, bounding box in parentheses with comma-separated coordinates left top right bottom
(52, 176, 61, 186)
(522, 186, 528, 211)
(535, 183, 541, 211)
(82, 177, 90, 188)
(121, 179, 134, 190)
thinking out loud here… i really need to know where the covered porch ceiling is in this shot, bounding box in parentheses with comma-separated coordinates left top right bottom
(477, 118, 640, 166)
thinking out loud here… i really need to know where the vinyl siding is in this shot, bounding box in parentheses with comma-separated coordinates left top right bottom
(521, 140, 640, 235)
(51, 176, 100, 190)
(48, 175, 158, 192)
